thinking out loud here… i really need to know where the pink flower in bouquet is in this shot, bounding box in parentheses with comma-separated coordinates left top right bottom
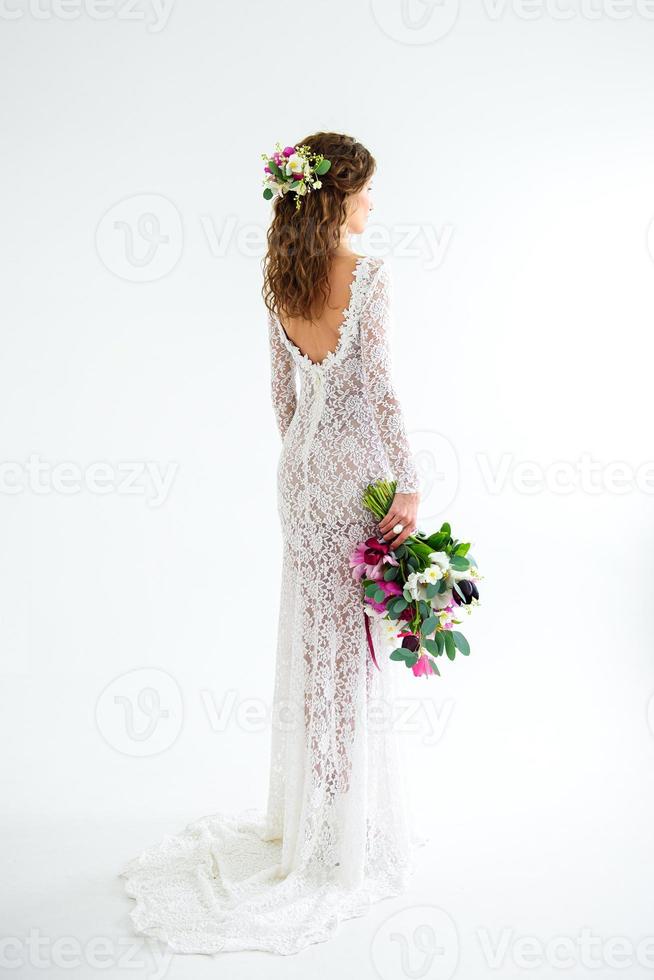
(349, 536, 398, 582)
(282, 146, 296, 156)
(412, 653, 435, 678)
(365, 579, 402, 615)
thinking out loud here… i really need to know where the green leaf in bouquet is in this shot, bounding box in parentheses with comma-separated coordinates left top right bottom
(388, 597, 408, 616)
(390, 647, 418, 666)
(440, 522, 451, 536)
(452, 631, 470, 656)
(424, 583, 440, 600)
(443, 631, 456, 660)
(435, 631, 445, 655)
(426, 532, 447, 550)
(364, 583, 380, 597)
(393, 543, 407, 559)
(384, 566, 399, 581)
(408, 541, 432, 563)
(423, 638, 440, 656)
(418, 599, 431, 619)
(263, 187, 274, 200)
(315, 158, 331, 175)
(454, 542, 470, 556)
(406, 554, 419, 570)
(428, 658, 441, 675)
(420, 615, 438, 636)
(373, 588, 386, 603)
(450, 555, 470, 571)
(438, 578, 449, 594)
(268, 159, 283, 179)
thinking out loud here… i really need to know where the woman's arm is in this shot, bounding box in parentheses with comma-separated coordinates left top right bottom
(359, 258, 420, 547)
(268, 308, 297, 439)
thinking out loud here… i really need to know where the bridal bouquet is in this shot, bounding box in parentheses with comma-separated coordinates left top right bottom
(350, 480, 481, 678)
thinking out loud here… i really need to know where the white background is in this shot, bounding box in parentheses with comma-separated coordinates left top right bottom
(2, 0, 654, 977)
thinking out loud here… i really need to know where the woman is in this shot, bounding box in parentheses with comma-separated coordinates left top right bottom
(120, 132, 423, 956)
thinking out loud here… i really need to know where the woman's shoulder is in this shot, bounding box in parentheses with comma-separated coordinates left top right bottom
(359, 254, 392, 295)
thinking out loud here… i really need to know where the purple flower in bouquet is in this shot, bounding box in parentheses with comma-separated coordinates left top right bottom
(365, 579, 403, 615)
(349, 536, 398, 582)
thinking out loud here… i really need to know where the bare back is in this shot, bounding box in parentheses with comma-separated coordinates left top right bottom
(278, 253, 363, 367)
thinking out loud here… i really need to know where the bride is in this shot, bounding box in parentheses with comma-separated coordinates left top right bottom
(120, 131, 424, 955)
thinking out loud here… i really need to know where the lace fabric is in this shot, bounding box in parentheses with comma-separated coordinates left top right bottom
(119, 255, 425, 955)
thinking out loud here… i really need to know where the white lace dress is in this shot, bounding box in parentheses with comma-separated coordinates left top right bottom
(119, 254, 425, 955)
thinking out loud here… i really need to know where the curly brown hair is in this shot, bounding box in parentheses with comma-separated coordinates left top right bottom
(262, 132, 376, 323)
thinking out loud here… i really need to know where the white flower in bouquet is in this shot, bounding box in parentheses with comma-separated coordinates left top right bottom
(405, 570, 425, 601)
(379, 618, 401, 645)
(429, 551, 451, 572)
(419, 564, 444, 586)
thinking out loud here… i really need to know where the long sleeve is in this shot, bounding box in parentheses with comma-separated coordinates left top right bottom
(359, 260, 420, 494)
(268, 308, 297, 440)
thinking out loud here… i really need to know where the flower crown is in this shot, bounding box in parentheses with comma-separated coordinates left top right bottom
(261, 142, 332, 211)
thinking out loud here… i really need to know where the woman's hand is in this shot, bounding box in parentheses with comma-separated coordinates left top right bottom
(378, 491, 420, 550)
